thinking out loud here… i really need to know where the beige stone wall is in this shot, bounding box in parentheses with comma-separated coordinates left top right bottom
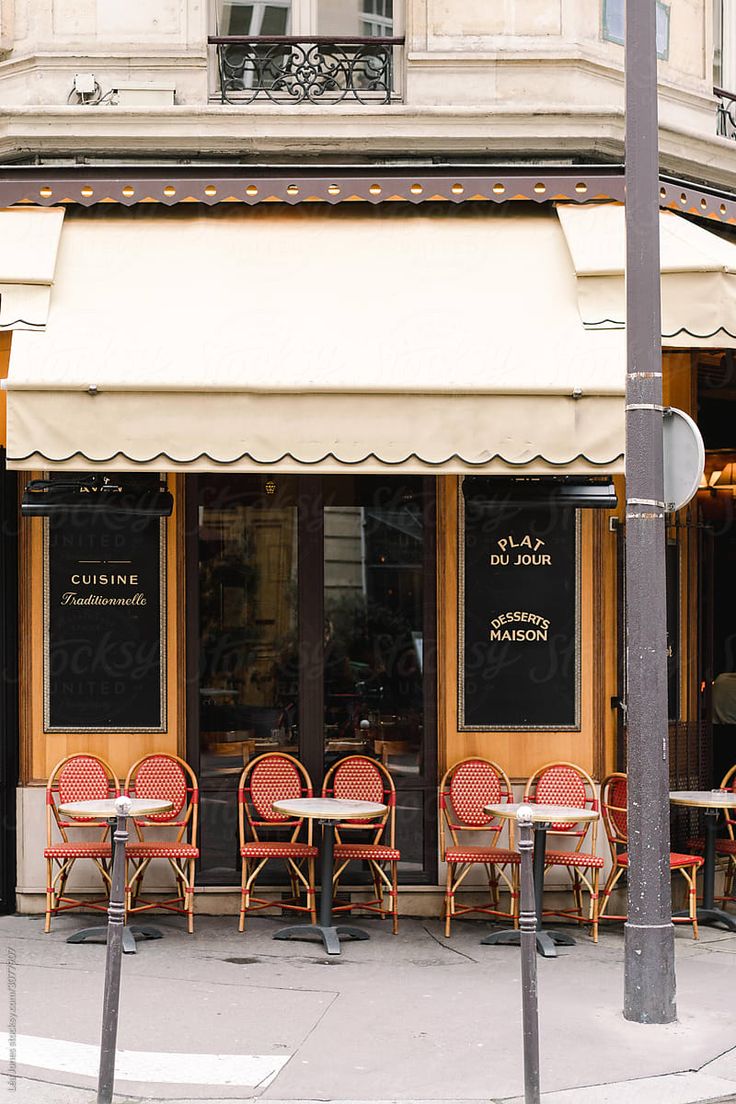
(0, 1, 731, 236)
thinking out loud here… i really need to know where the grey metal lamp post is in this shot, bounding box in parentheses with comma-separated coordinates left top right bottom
(623, 0, 677, 1024)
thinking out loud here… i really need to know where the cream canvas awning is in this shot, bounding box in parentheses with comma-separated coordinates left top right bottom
(557, 202, 736, 346)
(5, 203, 626, 474)
(0, 207, 65, 331)
(7, 201, 735, 475)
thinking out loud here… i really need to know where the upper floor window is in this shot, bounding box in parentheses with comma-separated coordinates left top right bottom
(715, 0, 736, 90)
(211, 0, 402, 104)
(602, 0, 671, 60)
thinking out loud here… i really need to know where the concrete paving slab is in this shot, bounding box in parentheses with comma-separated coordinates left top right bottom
(502, 1072, 736, 1104)
(2, 916, 736, 1103)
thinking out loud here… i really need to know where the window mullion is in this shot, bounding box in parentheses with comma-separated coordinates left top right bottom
(292, 0, 315, 36)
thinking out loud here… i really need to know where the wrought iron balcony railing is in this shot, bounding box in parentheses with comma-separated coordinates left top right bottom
(209, 36, 404, 105)
(715, 85, 736, 140)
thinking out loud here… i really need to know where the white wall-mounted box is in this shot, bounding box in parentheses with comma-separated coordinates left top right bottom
(110, 82, 176, 106)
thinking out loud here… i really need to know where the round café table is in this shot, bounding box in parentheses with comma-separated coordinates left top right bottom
(480, 803, 599, 958)
(670, 790, 736, 932)
(59, 797, 173, 955)
(271, 797, 386, 956)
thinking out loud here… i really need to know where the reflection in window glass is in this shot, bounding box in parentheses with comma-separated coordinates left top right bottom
(219, 0, 291, 35)
(602, 0, 669, 59)
(198, 499, 298, 788)
(324, 484, 424, 788)
(318, 0, 393, 36)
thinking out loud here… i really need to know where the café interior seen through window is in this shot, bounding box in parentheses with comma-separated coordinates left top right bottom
(191, 475, 435, 886)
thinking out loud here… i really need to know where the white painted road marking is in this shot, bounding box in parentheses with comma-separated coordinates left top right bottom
(0, 1033, 288, 1087)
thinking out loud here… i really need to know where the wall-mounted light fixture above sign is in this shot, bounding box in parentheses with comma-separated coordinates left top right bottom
(462, 476, 617, 510)
(21, 475, 173, 518)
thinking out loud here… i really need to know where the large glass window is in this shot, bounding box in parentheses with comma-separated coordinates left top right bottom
(715, 0, 736, 89)
(322, 477, 431, 876)
(189, 475, 435, 886)
(602, 0, 670, 59)
(318, 0, 393, 36)
(195, 477, 298, 883)
(216, 0, 291, 35)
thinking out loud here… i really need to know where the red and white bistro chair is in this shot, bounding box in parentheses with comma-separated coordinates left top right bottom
(599, 772, 703, 938)
(44, 754, 119, 933)
(237, 753, 317, 930)
(124, 754, 200, 933)
(322, 755, 401, 934)
(439, 757, 520, 936)
(524, 761, 604, 942)
(709, 763, 736, 905)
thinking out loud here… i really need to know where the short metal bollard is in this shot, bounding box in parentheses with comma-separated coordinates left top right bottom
(97, 795, 131, 1104)
(517, 804, 541, 1104)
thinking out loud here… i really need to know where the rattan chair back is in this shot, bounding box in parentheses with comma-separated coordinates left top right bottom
(524, 761, 599, 850)
(440, 757, 513, 851)
(238, 752, 314, 847)
(322, 755, 395, 847)
(125, 753, 199, 846)
(47, 754, 119, 843)
(601, 772, 628, 854)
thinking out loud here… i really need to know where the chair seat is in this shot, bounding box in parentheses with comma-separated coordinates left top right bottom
(545, 850, 605, 869)
(445, 846, 521, 865)
(126, 843, 199, 858)
(44, 842, 112, 858)
(617, 850, 702, 869)
(334, 843, 401, 862)
(240, 842, 318, 859)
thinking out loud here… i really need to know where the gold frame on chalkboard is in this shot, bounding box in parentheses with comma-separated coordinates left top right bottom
(457, 480, 582, 733)
(42, 506, 168, 734)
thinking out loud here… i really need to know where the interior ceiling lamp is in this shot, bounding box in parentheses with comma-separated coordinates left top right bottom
(707, 463, 736, 489)
(21, 476, 174, 518)
(462, 476, 618, 509)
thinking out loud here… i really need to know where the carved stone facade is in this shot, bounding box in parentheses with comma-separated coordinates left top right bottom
(0, 1, 733, 187)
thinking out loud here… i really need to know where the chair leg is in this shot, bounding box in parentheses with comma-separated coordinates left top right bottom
(591, 869, 600, 943)
(686, 866, 699, 940)
(444, 861, 453, 938)
(391, 861, 399, 935)
(44, 858, 54, 933)
(187, 859, 195, 934)
(239, 858, 248, 932)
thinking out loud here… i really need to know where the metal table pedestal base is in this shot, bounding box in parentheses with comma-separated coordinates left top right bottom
(273, 819, 370, 956)
(672, 908, 736, 932)
(480, 822, 578, 959)
(67, 925, 163, 955)
(481, 927, 576, 958)
(274, 923, 368, 956)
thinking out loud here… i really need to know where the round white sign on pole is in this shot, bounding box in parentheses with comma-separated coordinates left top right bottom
(663, 407, 705, 512)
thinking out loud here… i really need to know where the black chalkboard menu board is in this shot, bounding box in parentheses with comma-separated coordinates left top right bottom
(459, 492, 579, 730)
(44, 491, 166, 732)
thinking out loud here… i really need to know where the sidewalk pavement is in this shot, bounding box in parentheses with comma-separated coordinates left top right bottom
(1, 913, 736, 1104)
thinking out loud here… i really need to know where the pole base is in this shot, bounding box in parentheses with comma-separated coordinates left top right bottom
(624, 921, 676, 1023)
(273, 923, 370, 956)
(66, 924, 163, 955)
(480, 927, 576, 958)
(673, 907, 736, 932)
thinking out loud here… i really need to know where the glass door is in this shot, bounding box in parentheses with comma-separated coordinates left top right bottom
(322, 476, 434, 877)
(187, 474, 436, 886)
(189, 476, 299, 884)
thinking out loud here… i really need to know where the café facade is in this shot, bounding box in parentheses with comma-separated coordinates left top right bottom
(2, 165, 736, 915)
